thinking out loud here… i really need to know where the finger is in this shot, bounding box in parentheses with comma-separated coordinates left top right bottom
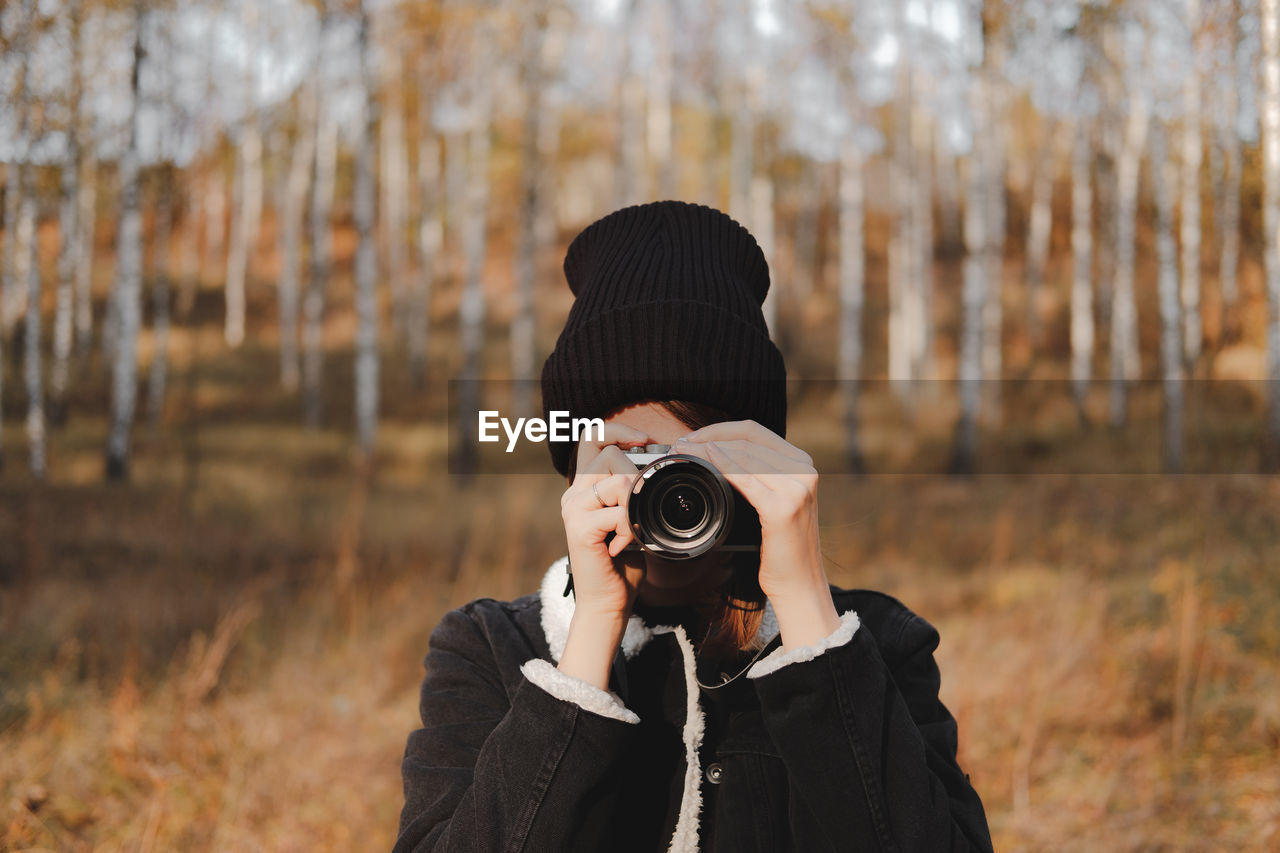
(581, 444, 646, 477)
(569, 472, 633, 511)
(672, 439, 776, 508)
(607, 516, 635, 557)
(678, 437, 808, 476)
(575, 423, 650, 471)
(681, 420, 809, 464)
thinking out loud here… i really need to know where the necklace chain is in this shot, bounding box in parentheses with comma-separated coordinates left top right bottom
(693, 624, 772, 691)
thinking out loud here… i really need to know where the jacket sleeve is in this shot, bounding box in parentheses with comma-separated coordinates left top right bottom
(747, 609, 994, 853)
(394, 606, 639, 853)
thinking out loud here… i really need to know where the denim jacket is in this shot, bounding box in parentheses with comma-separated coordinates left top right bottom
(395, 559, 993, 852)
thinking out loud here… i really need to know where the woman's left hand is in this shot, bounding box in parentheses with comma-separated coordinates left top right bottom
(673, 421, 842, 650)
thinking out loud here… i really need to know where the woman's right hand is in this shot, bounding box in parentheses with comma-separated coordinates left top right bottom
(556, 423, 649, 688)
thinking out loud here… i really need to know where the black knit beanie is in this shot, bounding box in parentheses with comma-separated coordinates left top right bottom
(541, 200, 787, 476)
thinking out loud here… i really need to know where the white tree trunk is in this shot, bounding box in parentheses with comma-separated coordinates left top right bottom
(278, 78, 317, 392)
(1025, 122, 1056, 351)
(1261, 0, 1280, 466)
(354, 0, 379, 453)
(837, 135, 865, 472)
(888, 57, 916, 392)
(456, 91, 493, 475)
(753, 172, 777, 334)
(911, 100, 935, 381)
(791, 162, 821, 300)
(381, 42, 410, 340)
(147, 175, 174, 428)
(953, 81, 988, 474)
(50, 0, 84, 421)
(53, 157, 78, 419)
(1151, 122, 1184, 472)
(1070, 118, 1094, 416)
(647, 0, 675, 199)
(513, 11, 546, 417)
(106, 5, 145, 480)
(1218, 53, 1242, 310)
(615, 2, 645, 209)
(1109, 88, 1148, 427)
(225, 115, 263, 348)
(935, 134, 963, 251)
(412, 130, 442, 388)
(74, 155, 96, 355)
(303, 22, 338, 428)
(18, 192, 43, 477)
(728, 84, 755, 227)
(980, 71, 1006, 423)
(1181, 0, 1203, 367)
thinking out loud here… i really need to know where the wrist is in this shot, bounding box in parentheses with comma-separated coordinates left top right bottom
(768, 585, 841, 651)
(557, 609, 627, 690)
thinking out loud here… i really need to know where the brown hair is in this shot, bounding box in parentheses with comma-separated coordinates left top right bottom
(567, 399, 767, 656)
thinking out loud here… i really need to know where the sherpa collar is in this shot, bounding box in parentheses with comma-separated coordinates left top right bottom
(536, 557, 780, 853)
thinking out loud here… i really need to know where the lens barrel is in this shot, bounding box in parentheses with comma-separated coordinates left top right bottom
(628, 454, 735, 559)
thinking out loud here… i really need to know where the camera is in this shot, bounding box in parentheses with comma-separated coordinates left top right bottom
(622, 444, 761, 560)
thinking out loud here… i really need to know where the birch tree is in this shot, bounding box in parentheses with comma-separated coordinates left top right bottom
(303, 5, 338, 427)
(1070, 117, 1094, 420)
(952, 79, 989, 475)
(74, 154, 96, 355)
(1262, 0, 1280, 469)
(381, 38, 410, 341)
(1108, 83, 1149, 427)
(353, 0, 379, 453)
(509, 0, 550, 417)
(106, 2, 147, 481)
(1180, 0, 1203, 367)
(2, 0, 37, 339)
(1024, 120, 1057, 351)
(1212, 7, 1242, 313)
(647, 0, 675, 199)
(615, 0, 645, 208)
(1151, 121, 1184, 471)
(411, 41, 442, 388)
(837, 132, 865, 473)
(455, 82, 493, 476)
(17, 190, 40, 476)
(51, 0, 86, 423)
(224, 0, 264, 349)
(277, 77, 317, 391)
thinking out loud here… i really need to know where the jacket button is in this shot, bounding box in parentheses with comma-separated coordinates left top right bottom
(705, 762, 724, 785)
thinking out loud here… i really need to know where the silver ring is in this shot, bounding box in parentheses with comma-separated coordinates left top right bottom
(592, 481, 608, 509)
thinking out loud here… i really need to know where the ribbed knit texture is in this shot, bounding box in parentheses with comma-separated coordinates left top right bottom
(542, 201, 786, 476)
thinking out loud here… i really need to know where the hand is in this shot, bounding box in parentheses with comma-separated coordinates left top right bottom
(556, 423, 649, 688)
(673, 421, 842, 650)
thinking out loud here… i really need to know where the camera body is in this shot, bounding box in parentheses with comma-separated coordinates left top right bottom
(623, 444, 762, 560)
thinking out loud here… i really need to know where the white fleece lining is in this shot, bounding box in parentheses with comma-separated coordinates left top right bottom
(520, 659, 640, 724)
(746, 609, 861, 679)
(652, 624, 705, 853)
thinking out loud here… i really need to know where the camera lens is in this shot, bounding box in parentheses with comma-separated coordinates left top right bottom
(658, 482, 708, 533)
(629, 455, 735, 559)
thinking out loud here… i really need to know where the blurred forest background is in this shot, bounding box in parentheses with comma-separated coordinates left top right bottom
(2, 0, 1280, 849)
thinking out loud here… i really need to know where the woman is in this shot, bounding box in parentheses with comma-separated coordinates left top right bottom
(395, 201, 993, 852)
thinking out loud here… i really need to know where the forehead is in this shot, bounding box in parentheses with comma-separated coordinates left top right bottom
(603, 402, 688, 440)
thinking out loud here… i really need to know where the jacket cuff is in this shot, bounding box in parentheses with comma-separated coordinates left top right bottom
(520, 659, 641, 724)
(746, 609, 861, 679)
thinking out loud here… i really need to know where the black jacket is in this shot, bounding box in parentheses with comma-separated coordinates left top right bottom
(395, 559, 993, 852)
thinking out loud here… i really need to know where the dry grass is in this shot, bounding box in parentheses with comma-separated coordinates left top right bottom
(3, 408, 1279, 851)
